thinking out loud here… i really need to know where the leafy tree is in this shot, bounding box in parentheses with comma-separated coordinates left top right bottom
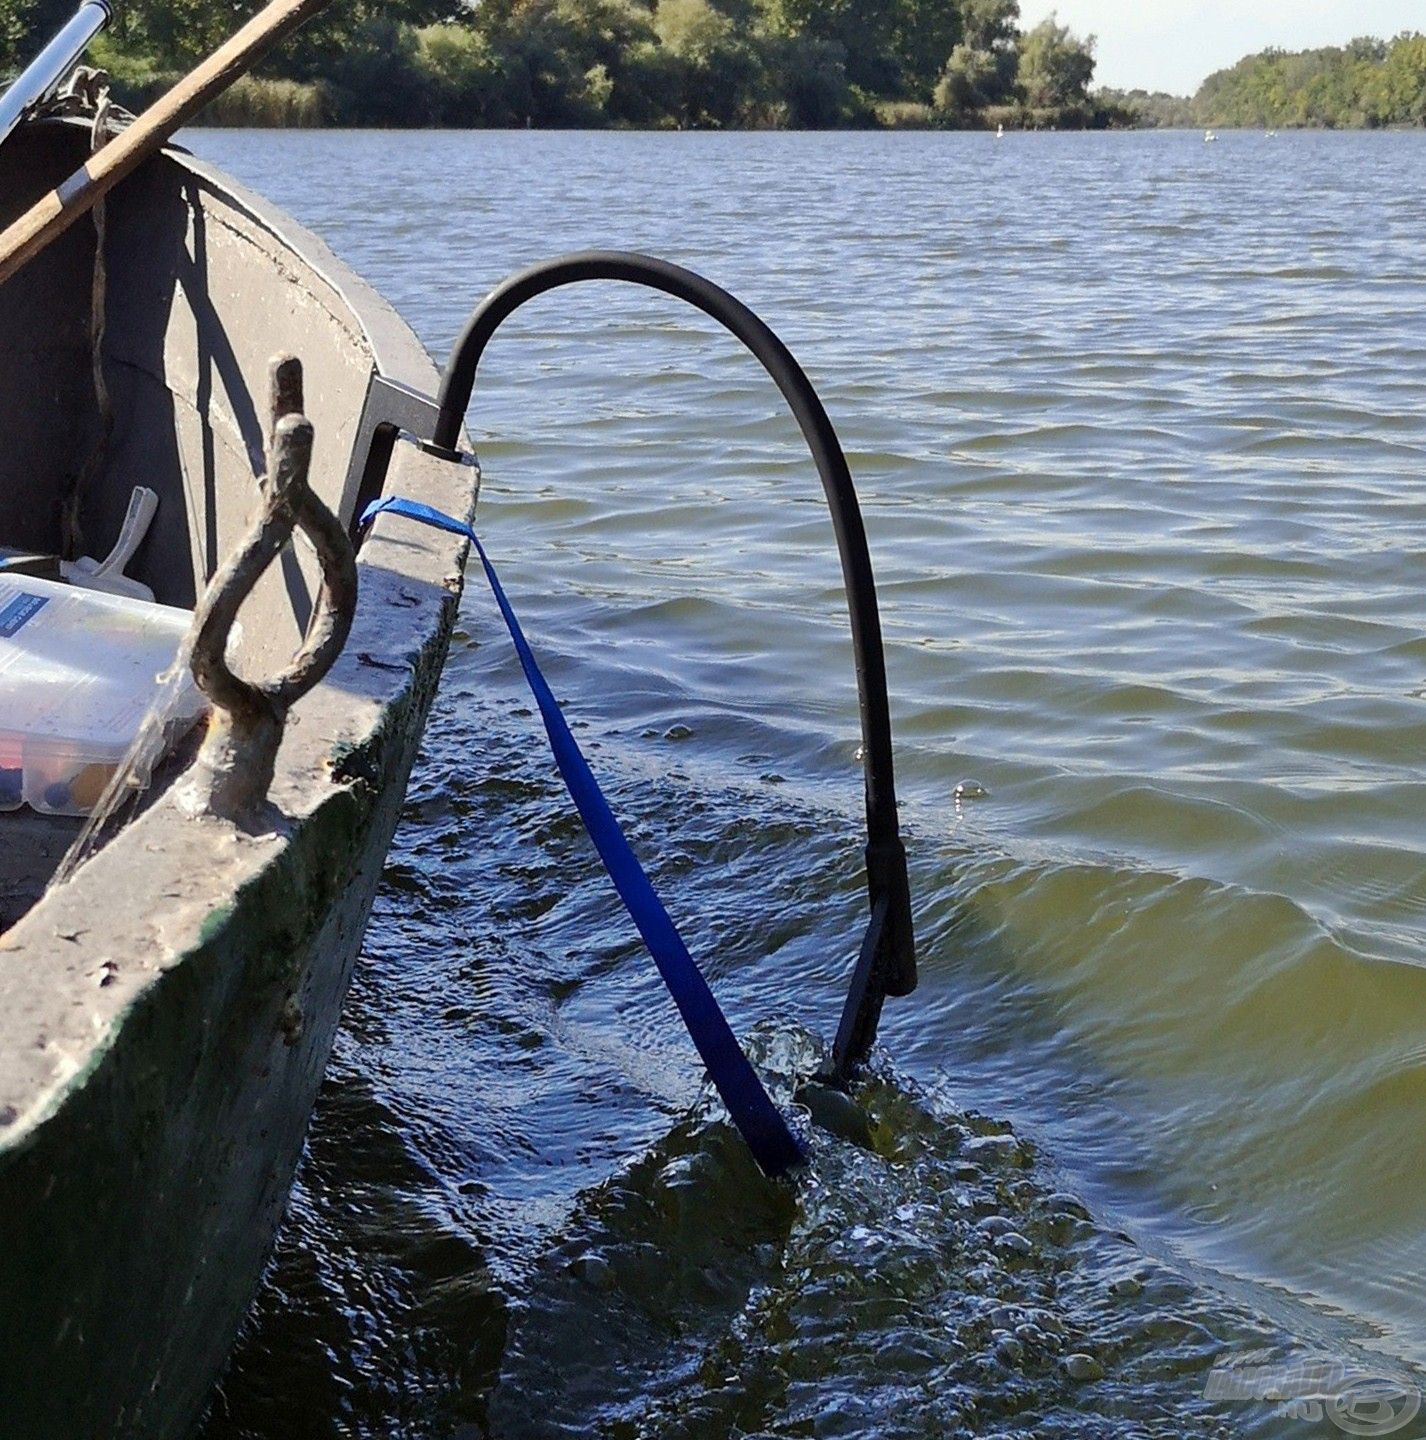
(1194, 32, 1426, 129)
(121, 2, 252, 65)
(1346, 36, 1387, 64)
(765, 0, 901, 94)
(1099, 87, 1194, 128)
(1373, 31, 1426, 124)
(959, 0, 1017, 55)
(319, 16, 430, 124)
(279, 0, 460, 82)
(415, 22, 499, 122)
(932, 0, 1015, 113)
(0, 2, 27, 73)
(888, 0, 962, 97)
(654, 0, 767, 126)
(1017, 13, 1094, 109)
(0, 0, 74, 70)
(768, 0, 961, 97)
(656, 0, 734, 64)
(766, 30, 856, 125)
(463, 0, 664, 125)
(934, 38, 1011, 111)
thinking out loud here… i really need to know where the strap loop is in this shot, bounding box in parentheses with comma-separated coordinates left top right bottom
(362, 495, 806, 1178)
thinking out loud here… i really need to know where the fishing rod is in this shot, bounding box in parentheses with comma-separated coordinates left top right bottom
(0, 0, 112, 153)
(0, 0, 336, 288)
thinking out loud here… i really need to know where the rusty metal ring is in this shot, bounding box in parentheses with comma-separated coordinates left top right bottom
(190, 415, 357, 723)
(184, 356, 358, 821)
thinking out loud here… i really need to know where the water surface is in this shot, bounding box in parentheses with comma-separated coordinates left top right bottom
(188, 129, 1426, 1436)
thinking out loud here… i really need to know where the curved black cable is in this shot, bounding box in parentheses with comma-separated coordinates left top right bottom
(434, 251, 914, 1079)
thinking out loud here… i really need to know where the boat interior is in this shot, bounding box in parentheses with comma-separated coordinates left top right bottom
(0, 119, 378, 929)
(2, 815, 76, 930)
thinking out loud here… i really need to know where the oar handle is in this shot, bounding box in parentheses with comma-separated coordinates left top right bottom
(0, 0, 332, 288)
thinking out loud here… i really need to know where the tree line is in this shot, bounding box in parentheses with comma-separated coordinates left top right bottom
(1111, 32, 1426, 130)
(0, 0, 1120, 128)
(10, 1, 1421, 130)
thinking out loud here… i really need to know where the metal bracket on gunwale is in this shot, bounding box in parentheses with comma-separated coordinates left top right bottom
(345, 251, 916, 1084)
(185, 356, 358, 824)
(340, 372, 448, 533)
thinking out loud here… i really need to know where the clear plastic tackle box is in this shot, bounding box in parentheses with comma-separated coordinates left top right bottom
(0, 574, 202, 816)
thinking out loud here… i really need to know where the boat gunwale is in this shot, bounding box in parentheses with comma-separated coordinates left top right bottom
(0, 133, 476, 1151)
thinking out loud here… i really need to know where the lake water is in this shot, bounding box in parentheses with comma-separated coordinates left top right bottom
(187, 128, 1426, 1437)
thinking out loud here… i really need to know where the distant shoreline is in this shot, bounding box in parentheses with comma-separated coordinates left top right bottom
(15, 9, 1424, 136)
(183, 116, 1425, 133)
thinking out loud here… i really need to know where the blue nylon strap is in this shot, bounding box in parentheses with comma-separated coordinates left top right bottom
(361, 495, 806, 1177)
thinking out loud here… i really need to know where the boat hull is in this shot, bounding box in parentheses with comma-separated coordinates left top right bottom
(0, 123, 476, 1437)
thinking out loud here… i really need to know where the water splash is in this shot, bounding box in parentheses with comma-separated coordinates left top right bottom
(491, 1029, 1400, 1439)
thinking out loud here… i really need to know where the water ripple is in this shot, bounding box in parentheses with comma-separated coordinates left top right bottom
(189, 128, 1426, 1431)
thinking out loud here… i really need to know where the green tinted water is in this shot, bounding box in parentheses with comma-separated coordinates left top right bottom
(190, 129, 1426, 1437)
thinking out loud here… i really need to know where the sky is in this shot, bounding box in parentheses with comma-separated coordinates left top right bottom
(1016, 0, 1426, 96)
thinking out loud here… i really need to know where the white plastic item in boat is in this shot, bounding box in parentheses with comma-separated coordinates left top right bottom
(0, 573, 200, 814)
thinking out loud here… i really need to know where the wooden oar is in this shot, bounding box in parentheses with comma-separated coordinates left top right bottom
(0, 0, 334, 289)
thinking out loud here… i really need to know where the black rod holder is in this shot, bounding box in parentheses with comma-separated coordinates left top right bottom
(360, 250, 915, 1079)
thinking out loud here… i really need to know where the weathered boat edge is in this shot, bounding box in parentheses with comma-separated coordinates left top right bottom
(0, 136, 479, 1440)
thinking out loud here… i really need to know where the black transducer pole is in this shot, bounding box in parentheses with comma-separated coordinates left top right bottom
(407, 251, 913, 1079)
